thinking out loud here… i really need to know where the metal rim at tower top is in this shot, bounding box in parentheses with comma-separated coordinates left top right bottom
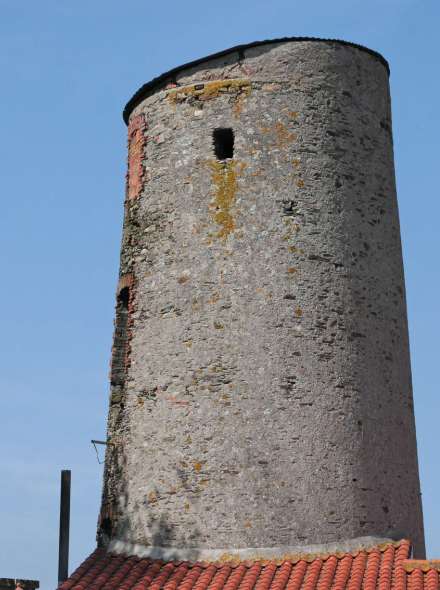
(122, 37, 390, 124)
(101, 38, 425, 560)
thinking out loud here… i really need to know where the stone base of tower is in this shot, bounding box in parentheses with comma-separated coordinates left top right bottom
(105, 535, 407, 562)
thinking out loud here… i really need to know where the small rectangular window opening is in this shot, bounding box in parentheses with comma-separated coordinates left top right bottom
(213, 128, 234, 160)
(118, 287, 130, 310)
(110, 286, 130, 387)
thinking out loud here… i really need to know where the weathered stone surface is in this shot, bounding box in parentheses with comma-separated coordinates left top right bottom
(99, 40, 425, 558)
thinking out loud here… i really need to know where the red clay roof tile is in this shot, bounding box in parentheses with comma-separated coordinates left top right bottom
(285, 561, 308, 590)
(59, 541, 440, 590)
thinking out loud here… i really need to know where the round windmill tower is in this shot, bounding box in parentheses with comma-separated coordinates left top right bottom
(98, 38, 425, 560)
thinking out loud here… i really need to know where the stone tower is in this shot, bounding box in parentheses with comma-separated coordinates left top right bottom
(99, 38, 425, 560)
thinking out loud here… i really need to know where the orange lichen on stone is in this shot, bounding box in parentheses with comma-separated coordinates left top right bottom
(262, 83, 282, 92)
(208, 292, 220, 304)
(207, 160, 247, 240)
(274, 122, 297, 147)
(167, 79, 251, 104)
(403, 561, 440, 573)
(148, 491, 158, 504)
(233, 92, 248, 118)
(261, 121, 297, 148)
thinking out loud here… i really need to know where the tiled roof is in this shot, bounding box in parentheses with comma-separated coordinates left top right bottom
(59, 540, 440, 590)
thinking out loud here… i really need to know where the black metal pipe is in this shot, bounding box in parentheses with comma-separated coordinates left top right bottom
(57, 470, 71, 586)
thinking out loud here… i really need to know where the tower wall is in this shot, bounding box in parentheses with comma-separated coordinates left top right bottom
(100, 40, 425, 557)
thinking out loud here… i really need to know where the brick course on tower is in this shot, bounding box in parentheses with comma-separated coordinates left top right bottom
(60, 37, 434, 590)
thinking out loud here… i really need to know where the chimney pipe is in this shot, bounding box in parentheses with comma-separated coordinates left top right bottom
(57, 470, 71, 586)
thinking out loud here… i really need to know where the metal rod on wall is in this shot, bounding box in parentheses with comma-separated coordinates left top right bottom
(58, 470, 71, 586)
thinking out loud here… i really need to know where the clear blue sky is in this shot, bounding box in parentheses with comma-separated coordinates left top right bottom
(0, 1, 438, 588)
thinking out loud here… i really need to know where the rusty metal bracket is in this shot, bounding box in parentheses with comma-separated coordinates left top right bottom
(91, 440, 115, 464)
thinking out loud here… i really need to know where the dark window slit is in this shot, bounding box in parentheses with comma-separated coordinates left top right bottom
(213, 128, 234, 160)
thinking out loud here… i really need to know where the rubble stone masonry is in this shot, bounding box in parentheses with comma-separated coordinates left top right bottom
(99, 39, 425, 558)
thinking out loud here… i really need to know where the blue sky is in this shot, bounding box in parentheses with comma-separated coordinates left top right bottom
(0, 1, 438, 588)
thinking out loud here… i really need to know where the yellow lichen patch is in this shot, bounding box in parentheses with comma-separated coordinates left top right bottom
(292, 158, 301, 168)
(288, 111, 299, 120)
(184, 501, 190, 512)
(183, 339, 192, 348)
(289, 245, 304, 254)
(214, 540, 403, 566)
(403, 560, 440, 573)
(296, 179, 305, 188)
(294, 307, 303, 318)
(167, 79, 251, 104)
(207, 160, 246, 240)
(287, 267, 298, 275)
(194, 462, 203, 473)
